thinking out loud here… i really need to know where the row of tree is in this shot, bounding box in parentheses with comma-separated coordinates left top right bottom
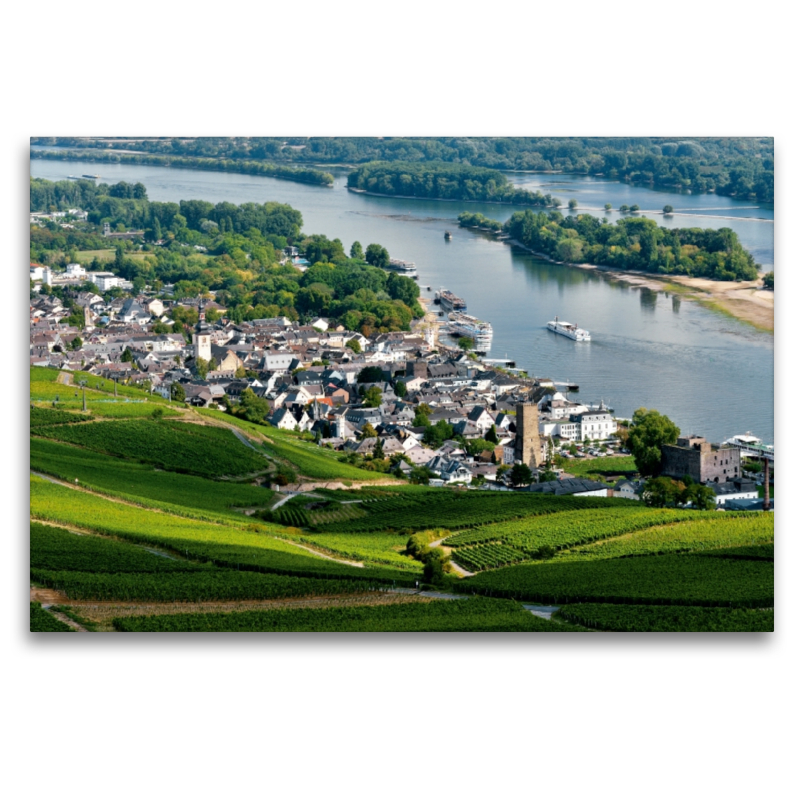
(36, 137, 773, 202)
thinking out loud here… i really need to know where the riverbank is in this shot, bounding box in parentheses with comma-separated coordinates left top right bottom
(347, 186, 557, 209)
(502, 237, 773, 334)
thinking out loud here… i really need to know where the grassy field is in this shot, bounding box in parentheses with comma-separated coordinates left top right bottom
(563, 455, 638, 482)
(74, 249, 153, 262)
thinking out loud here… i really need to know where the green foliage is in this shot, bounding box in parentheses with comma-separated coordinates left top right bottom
(461, 554, 773, 607)
(365, 243, 390, 269)
(171, 382, 186, 402)
(559, 603, 773, 632)
(30, 602, 73, 632)
(363, 386, 383, 408)
(348, 162, 559, 207)
(628, 408, 680, 476)
(763, 271, 774, 289)
(452, 543, 529, 572)
(35, 419, 268, 478)
(30, 406, 91, 428)
(112, 597, 570, 632)
(423, 547, 451, 585)
(346, 338, 361, 353)
(350, 241, 364, 260)
(320, 491, 631, 534)
(509, 463, 534, 487)
(502, 209, 761, 280)
(30, 437, 275, 520)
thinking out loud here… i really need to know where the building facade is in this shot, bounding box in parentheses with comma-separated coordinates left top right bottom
(661, 436, 741, 484)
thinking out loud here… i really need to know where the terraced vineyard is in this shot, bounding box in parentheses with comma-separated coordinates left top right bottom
(286, 531, 423, 570)
(30, 602, 74, 632)
(34, 419, 268, 478)
(30, 406, 92, 427)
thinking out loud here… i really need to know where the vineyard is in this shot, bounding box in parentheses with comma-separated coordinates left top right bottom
(444, 507, 715, 552)
(558, 603, 774, 632)
(34, 419, 269, 478)
(199, 408, 387, 482)
(557, 514, 773, 561)
(30, 522, 381, 601)
(112, 596, 582, 632)
(30, 438, 276, 521)
(30, 476, 417, 586)
(30, 602, 74, 632)
(30, 406, 91, 428)
(460, 554, 773, 607)
(451, 543, 529, 572)
(285, 531, 424, 570)
(321, 492, 632, 533)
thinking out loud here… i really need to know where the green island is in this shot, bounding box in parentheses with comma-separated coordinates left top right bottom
(346, 161, 560, 207)
(459, 209, 760, 281)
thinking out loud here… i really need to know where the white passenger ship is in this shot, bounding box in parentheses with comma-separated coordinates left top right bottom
(546, 316, 591, 342)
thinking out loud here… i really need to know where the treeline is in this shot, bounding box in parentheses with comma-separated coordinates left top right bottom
(31, 178, 422, 335)
(501, 209, 760, 281)
(30, 149, 334, 186)
(35, 137, 773, 201)
(346, 162, 559, 206)
(457, 212, 504, 232)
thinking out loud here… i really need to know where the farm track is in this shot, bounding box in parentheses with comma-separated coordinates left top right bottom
(43, 592, 435, 632)
(429, 537, 476, 578)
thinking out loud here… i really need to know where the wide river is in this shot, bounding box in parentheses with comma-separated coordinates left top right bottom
(30, 156, 775, 444)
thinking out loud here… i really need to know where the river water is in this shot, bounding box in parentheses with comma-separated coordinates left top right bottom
(30, 156, 775, 444)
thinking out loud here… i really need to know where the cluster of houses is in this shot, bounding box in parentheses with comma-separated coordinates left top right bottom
(30, 266, 768, 507)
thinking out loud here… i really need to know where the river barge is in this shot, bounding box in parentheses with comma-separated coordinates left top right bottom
(434, 288, 467, 313)
(447, 311, 493, 351)
(386, 258, 418, 277)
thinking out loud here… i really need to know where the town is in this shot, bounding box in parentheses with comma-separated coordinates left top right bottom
(30, 237, 771, 511)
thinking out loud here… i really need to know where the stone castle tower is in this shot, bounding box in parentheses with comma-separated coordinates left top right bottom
(514, 402, 542, 469)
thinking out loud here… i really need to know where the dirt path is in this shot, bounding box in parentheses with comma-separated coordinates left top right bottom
(279, 540, 364, 567)
(44, 608, 88, 631)
(429, 538, 476, 578)
(54, 592, 434, 631)
(31, 585, 69, 604)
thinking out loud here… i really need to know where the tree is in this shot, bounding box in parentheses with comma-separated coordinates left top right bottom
(195, 357, 209, 380)
(346, 338, 361, 354)
(538, 468, 558, 482)
(121, 346, 134, 363)
(663, 205, 674, 215)
(423, 420, 454, 448)
(629, 204, 640, 213)
(363, 386, 383, 408)
(151, 407, 164, 420)
(365, 243, 390, 269)
(239, 388, 270, 423)
(486, 424, 499, 444)
(360, 422, 378, 440)
(568, 199, 578, 211)
(458, 336, 474, 351)
(471, 474, 486, 487)
(357, 366, 384, 383)
(604, 203, 613, 211)
(235, 366, 246, 378)
(394, 380, 407, 398)
(350, 241, 364, 260)
(642, 476, 684, 508)
(422, 547, 451, 586)
(409, 465, 435, 485)
(509, 463, 534, 487)
(170, 382, 186, 402)
(619, 205, 629, 213)
(372, 438, 385, 459)
(763, 271, 774, 290)
(70, 336, 83, 351)
(628, 407, 680, 477)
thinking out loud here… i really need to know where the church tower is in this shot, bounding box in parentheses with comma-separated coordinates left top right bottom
(193, 321, 212, 362)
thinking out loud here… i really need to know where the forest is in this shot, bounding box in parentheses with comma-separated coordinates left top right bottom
(346, 162, 559, 206)
(34, 136, 774, 202)
(464, 209, 761, 280)
(30, 178, 422, 333)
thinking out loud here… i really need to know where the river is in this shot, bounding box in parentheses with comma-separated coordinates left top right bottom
(30, 156, 774, 444)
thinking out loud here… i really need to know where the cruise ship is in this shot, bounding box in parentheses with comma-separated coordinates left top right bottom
(386, 258, 418, 277)
(448, 311, 493, 351)
(547, 316, 591, 341)
(434, 288, 467, 313)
